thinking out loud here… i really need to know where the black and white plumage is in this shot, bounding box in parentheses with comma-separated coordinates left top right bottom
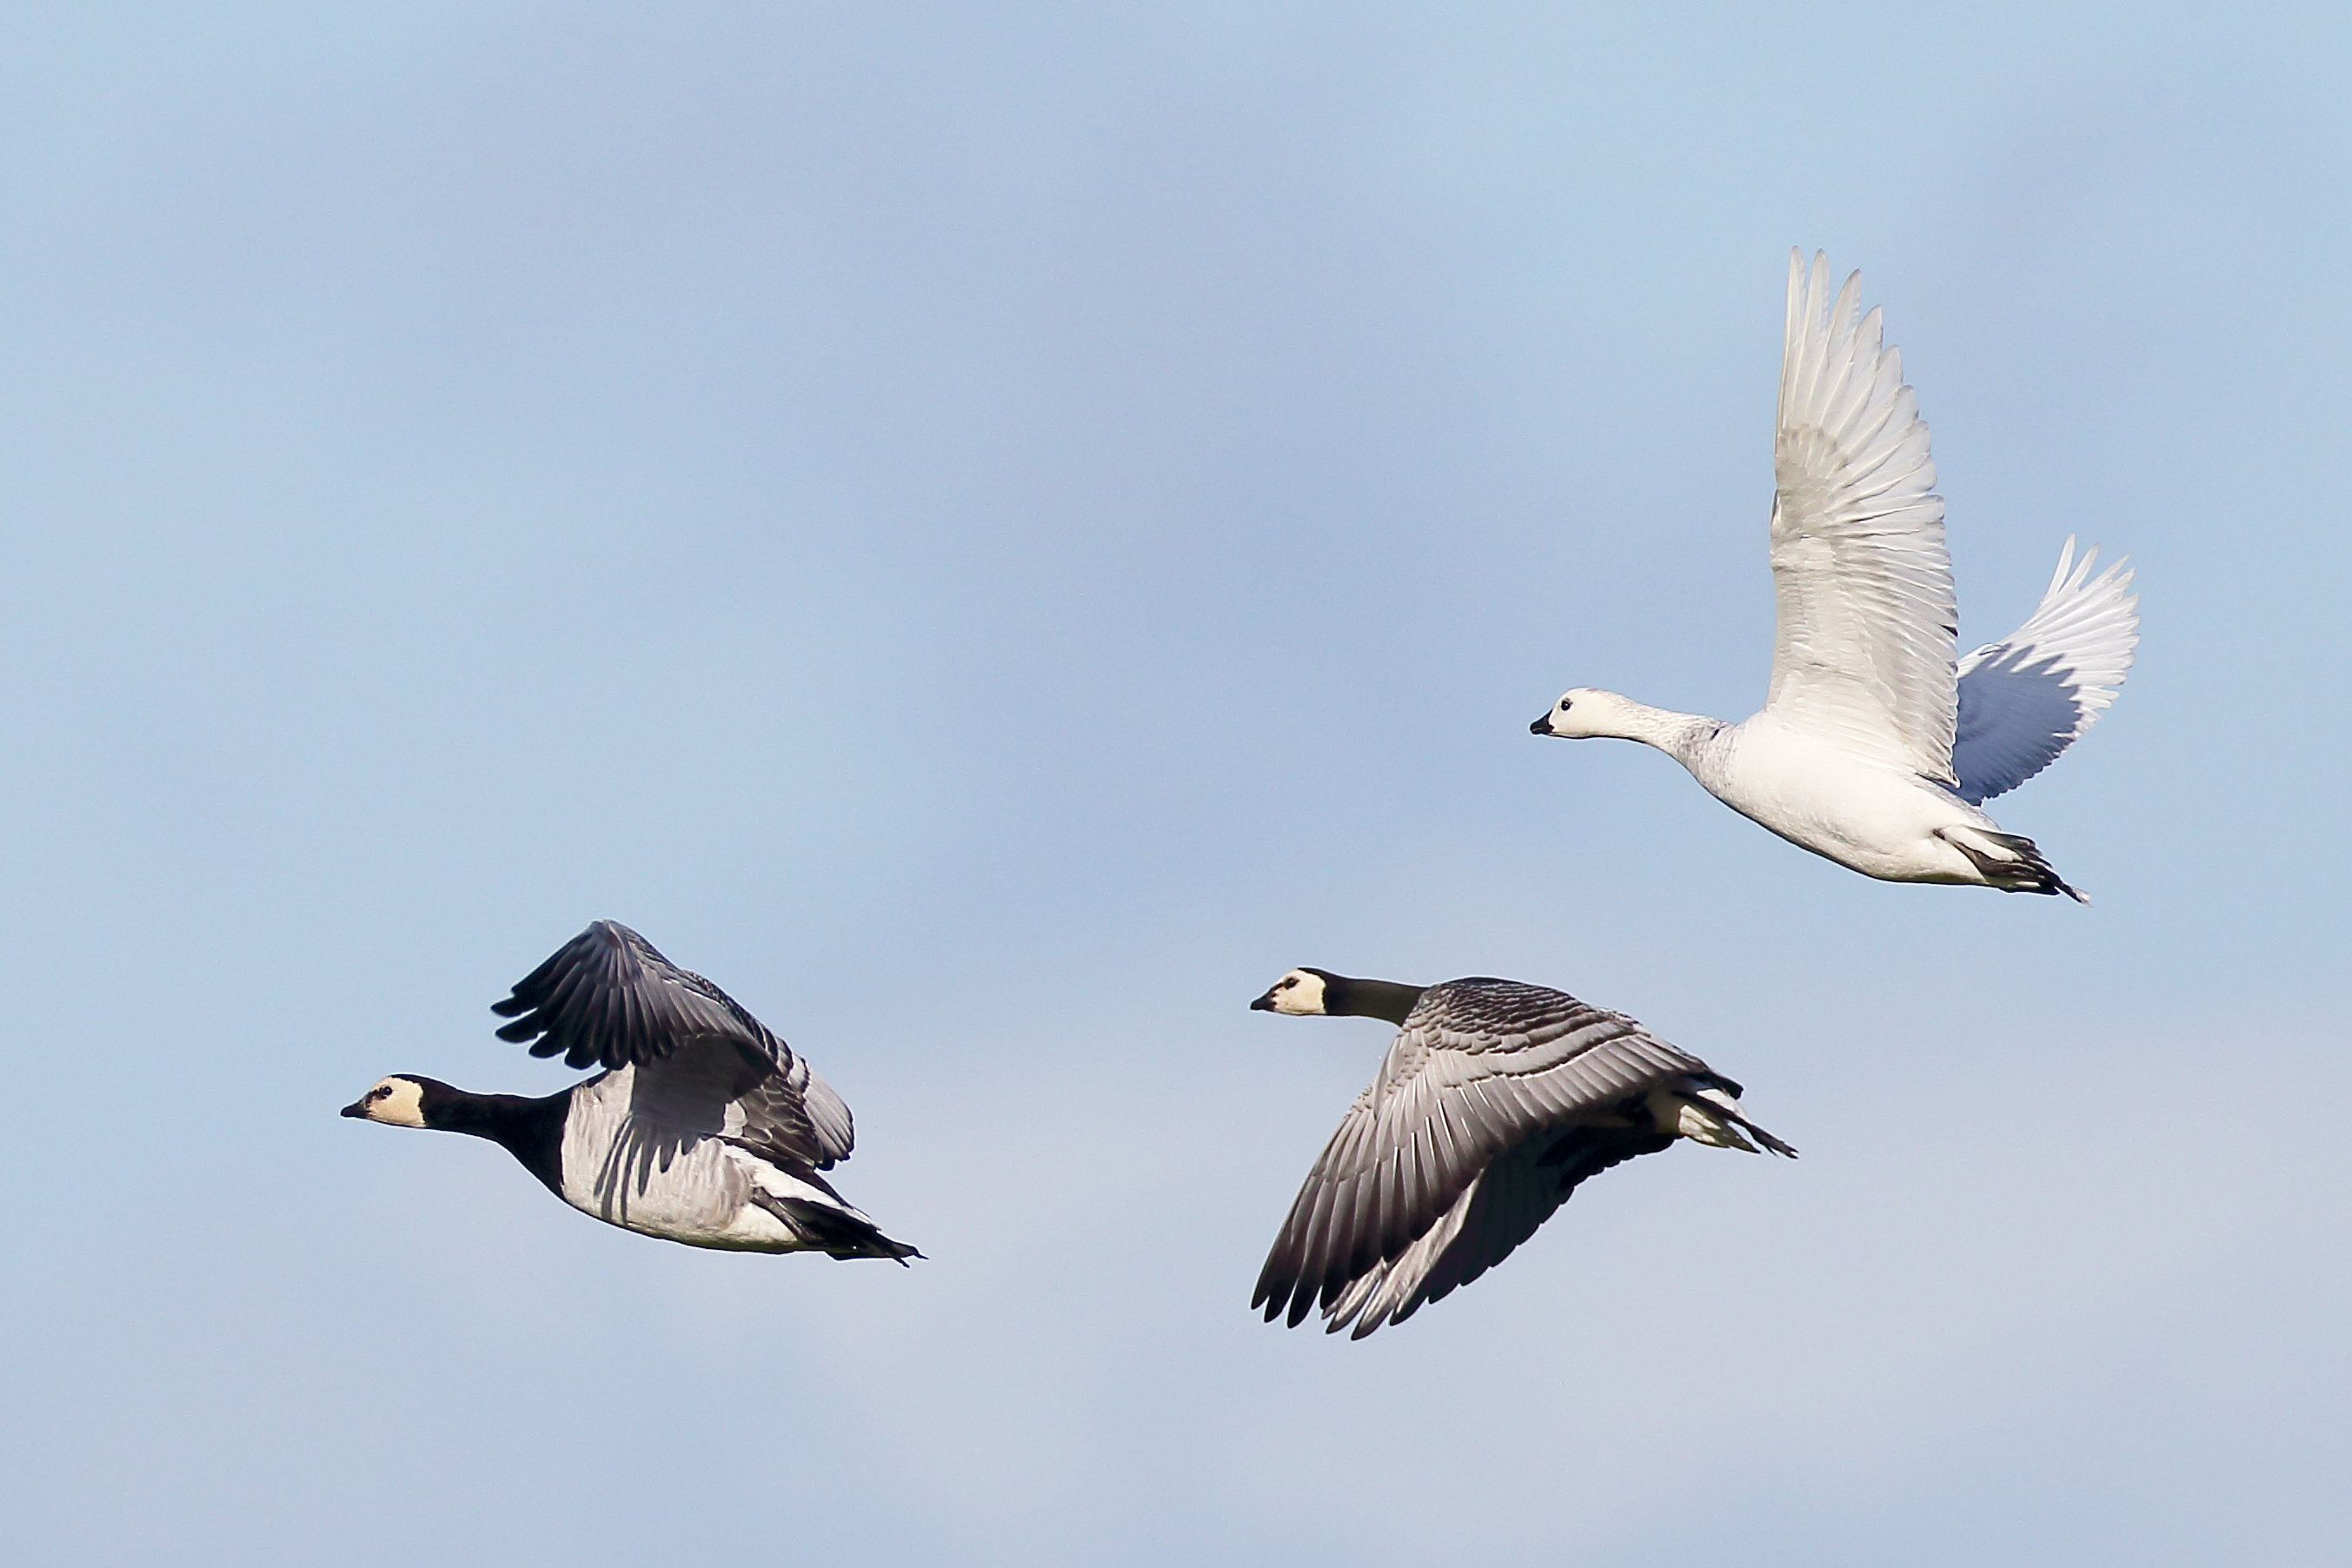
(342, 920, 919, 1261)
(1248, 967, 1791, 1339)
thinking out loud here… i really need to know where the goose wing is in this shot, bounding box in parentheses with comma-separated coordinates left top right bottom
(723, 1053, 855, 1173)
(1952, 538, 2138, 804)
(1252, 979, 1706, 1329)
(1319, 1124, 1673, 1339)
(1764, 249, 1958, 781)
(492, 920, 854, 1167)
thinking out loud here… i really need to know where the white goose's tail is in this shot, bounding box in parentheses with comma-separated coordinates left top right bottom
(1938, 823, 2087, 902)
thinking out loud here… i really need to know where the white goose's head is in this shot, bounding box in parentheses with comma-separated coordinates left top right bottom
(1250, 968, 1330, 1016)
(1531, 687, 1638, 741)
(341, 1075, 432, 1128)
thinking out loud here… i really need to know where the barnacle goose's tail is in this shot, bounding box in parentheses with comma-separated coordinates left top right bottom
(1656, 1083, 1800, 1158)
(748, 1188, 924, 1264)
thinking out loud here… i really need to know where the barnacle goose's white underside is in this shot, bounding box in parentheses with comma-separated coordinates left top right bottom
(343, 920, 919, 1261)
(1532, 250, 2138, 898)
(1249, 967, 1792, 1339)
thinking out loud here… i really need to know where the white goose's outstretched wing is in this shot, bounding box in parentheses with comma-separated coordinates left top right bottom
(1952, 538, 2138, 805)
(1252, 980, 1713, 1335)
(1764, 250, 1958, 781)
(491, 920, 855, 1169)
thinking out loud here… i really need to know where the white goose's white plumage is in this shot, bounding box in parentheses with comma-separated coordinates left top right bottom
(1249, 968, 1793, 1339)
(1533, 250, 2137, 897)
(343, 920, 919, 1261)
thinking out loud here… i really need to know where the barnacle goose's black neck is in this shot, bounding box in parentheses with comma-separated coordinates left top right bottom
(407, 1079, 571, 1196)
(1312, 971, 1426, 1026)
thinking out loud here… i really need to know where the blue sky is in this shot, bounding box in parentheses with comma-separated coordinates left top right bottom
(3, 4, 2347, 1564)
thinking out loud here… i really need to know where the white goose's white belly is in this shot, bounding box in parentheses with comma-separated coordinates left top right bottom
(1697, 716, 1990, 883)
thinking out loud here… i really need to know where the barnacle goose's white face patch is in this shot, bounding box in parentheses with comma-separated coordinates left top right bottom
(348, 1076, 428, 1128)
(1258, 969, 1327, 1016)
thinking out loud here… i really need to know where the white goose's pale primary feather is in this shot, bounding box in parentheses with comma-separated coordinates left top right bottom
(1532, 251, 2136, 897)
(1952, 537, 2138, 804)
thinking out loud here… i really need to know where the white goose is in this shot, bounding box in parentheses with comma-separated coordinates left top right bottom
(343, 920, 920, 1260)
(1532, 251, 2137, 898)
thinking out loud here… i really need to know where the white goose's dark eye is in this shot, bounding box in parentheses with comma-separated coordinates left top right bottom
(1280, 977, 1297, 988)
(1559, 698, 1572, 709)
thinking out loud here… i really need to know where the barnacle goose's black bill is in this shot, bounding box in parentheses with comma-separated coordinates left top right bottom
(1249, 987, 1279, 1011)
(1530, 712, 1557, 735)
(338, 1097, 369, 1118)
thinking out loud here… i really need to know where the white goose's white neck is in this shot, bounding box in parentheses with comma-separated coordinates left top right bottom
(1571, 693, 1727, 771)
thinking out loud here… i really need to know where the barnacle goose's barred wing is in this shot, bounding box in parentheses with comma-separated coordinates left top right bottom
(1252, 980, 1707, 1331)
(1764, 250, 1959, 781)
(492, 920, 854, 1168)
(1319, 1124, 1672, 1339)
(1952, 538, 2137, 805)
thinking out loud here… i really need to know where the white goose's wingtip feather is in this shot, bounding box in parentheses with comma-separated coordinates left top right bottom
(2050, 534, 2084, 595)
(2042, 535, 2139, 627)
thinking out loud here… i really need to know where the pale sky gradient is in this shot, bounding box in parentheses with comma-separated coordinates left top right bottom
(3, 5, 2348, 1565)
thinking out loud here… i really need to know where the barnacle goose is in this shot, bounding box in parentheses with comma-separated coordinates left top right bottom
(1531, 251, 2137, 898)
(1249, 967, 1791, 1339)
(343, 920, 920, 1261)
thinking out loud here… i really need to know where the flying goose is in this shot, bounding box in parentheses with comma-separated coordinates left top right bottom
(1531, 251, 2138, 897)
(1249, 967, 1792, 1339)
(343, 920, 920, 1260)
